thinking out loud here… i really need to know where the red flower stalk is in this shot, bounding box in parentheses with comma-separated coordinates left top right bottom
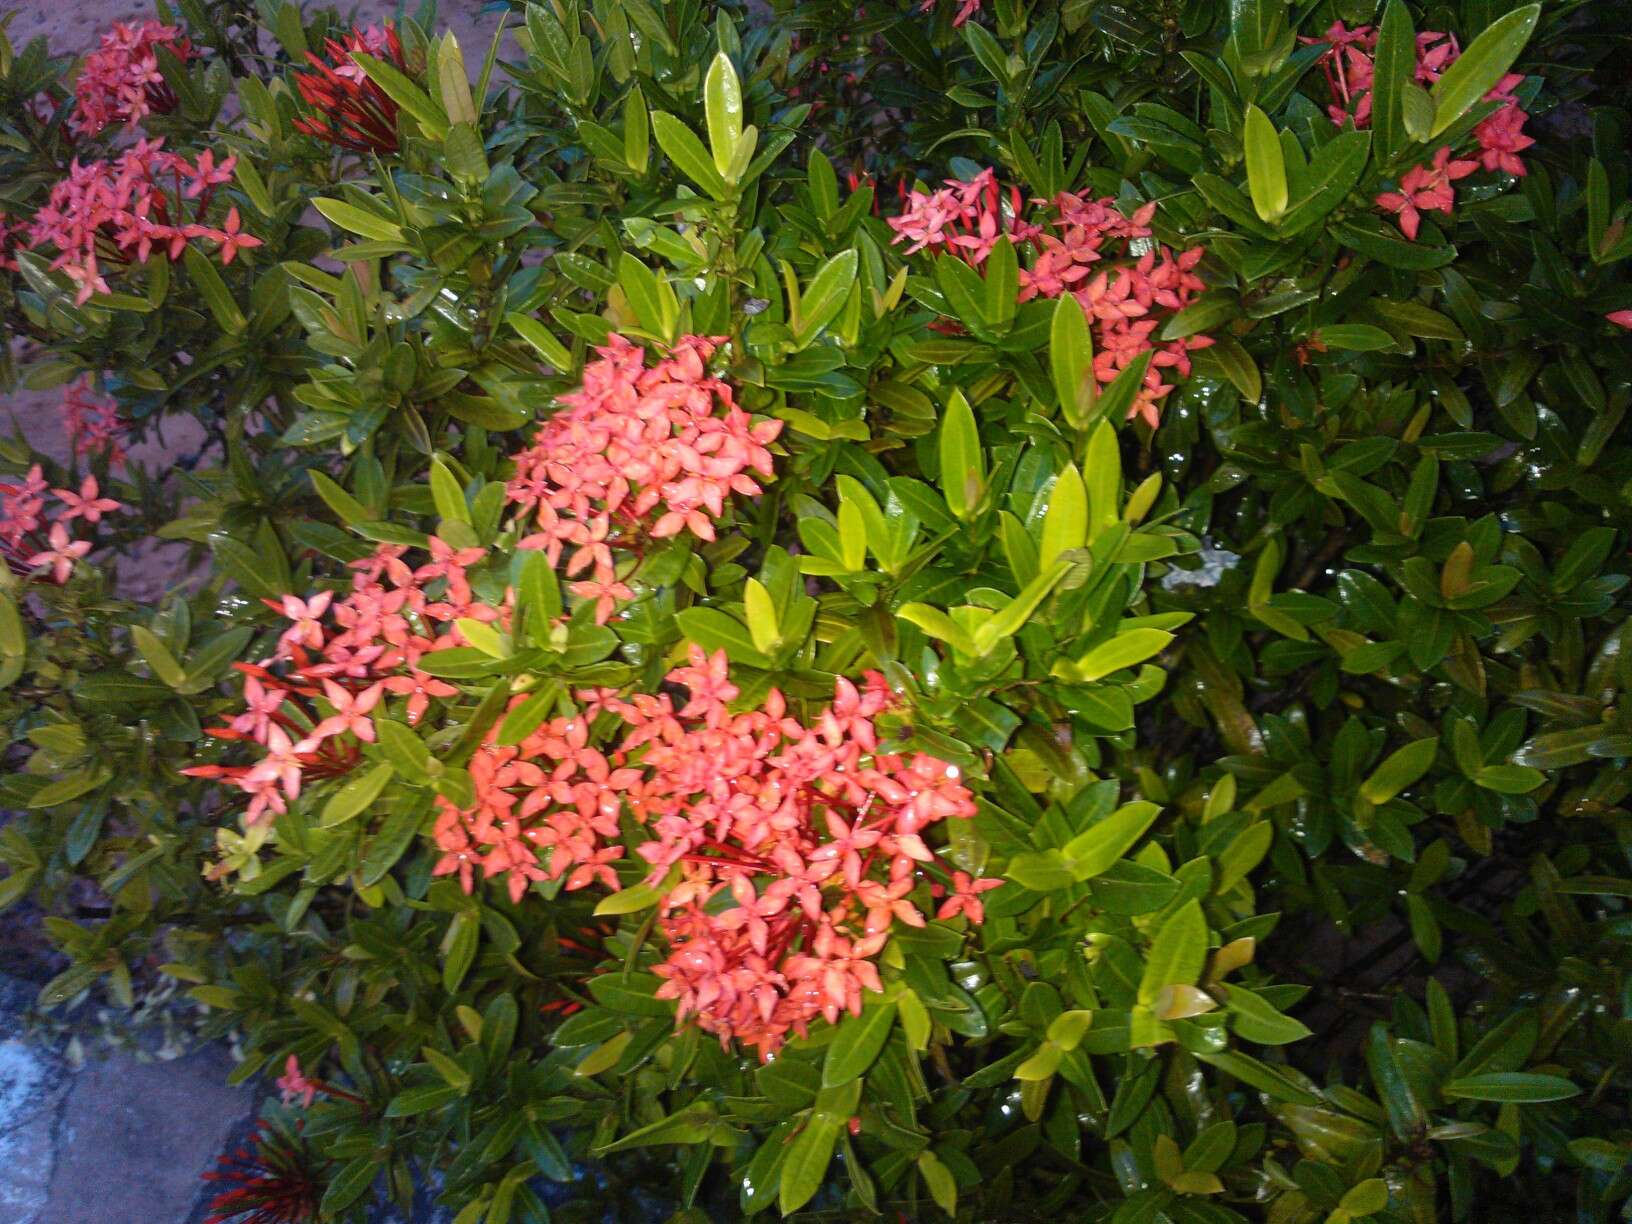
(291, 25, 406, 153)
(202, 1116, 325, 1224)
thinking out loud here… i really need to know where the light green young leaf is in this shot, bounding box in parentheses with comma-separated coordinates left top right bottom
(1039, 463, 1087, 570)
(1138, 898, 1208, 1006)
(703, 52, 743, 177)
(939, 391, 984, 521)
(1243, 105, 1288, 221)
(1051, 293, 1096, 428)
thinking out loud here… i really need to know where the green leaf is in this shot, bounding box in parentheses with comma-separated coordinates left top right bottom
(1062, 800, 1160, 879)
(182, 247, 246, 335)
(310, 471, 369, 524)
(353, 51, 448, 138)
(130, 626, 186, 688)
(1339, 1179, 1390, 1216)
(1370, 0, 1414, 162)
(984, 235, 1018, 328)
(897, 603, 977, 656)
(624, 85, 650, 174)
(1138, 899, 1208, 1006)
(779, 1115, 842, 1215)
(651, 112, 728, 199)
(430, 459, 471, 524)
(320, 762, 395, 827)
(507, 312, 573, 370)
(1442, 1072, 1579, 1103)
(1319, 324, 1394, 351)
(973, 560, 1069, 654)
(1359, 737, 1438, 804)
(0, 591, 24, 657)
(939, 391, 984, 521)
(822, 999, 898, 1087)
(1093, 351, 1153, 430)
(704, 52, 743, 177)
(675, 607, 772, 668)
(1428, 5, 1539, 138)
(586, 972, 674, 1017)
(1039, 464, 1087, 570)
(376, 718, 432, 783)
(442, 911, 479, 993)
(1084, 418, 1122, 535)
(361, 802, 427, 885)
(1279, 132, 1371, 235)
(1474, 764, 1544, 794)
(918, 1150, 957, 1216)
(1197, 1049, 1322, 1106)
(1243, 105, 1288, 221)
(320, 1157, 382, 1214)
(384, 1084, 462, 1117)
(1226, 985, 1312, 1045)
(1051, 293, 1096, 428)
(1063, 628, 1173, 682)
(794, 250, 858, 348)
(313, 198, 406, 244)
(443, 121, 488, 182)
(743, 578, 780, 653)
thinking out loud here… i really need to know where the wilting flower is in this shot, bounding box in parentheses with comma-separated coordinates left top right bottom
(291, 25, 407, 153)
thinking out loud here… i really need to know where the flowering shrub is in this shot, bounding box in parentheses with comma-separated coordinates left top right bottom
(3, 1, 1632, 1222)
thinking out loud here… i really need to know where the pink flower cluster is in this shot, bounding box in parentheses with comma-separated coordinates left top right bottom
(505, 334, 781, 622)
(888, 169, 1040, 265)
(432, 646, 995, 1056)
(1310, 21, 1534, 240)
(185, 540, 495, 826)
(27, 140, 259, 304)
(888, 170, 1212, 427)
(1, 467, 120, 582)
(61, 379, 130, 467)
(70, 20, 199, 137)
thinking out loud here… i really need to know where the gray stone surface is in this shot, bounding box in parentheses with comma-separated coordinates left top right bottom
(43, 1043, 252, 1224)
(0, 1037, 71, 1224)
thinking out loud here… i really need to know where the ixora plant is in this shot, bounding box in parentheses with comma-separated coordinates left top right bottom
(3, 0, 1632, 1220)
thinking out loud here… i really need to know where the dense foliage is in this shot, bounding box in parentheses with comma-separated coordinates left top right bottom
(2, 0, 1631, 1220)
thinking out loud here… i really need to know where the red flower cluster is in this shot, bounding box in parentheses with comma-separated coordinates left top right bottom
(0, 466, 121, 581)
(61, 378, 130, 467)
(27, 140, 258, 303)
(505, 334, 782, 622)
(1309, 21, 1534, 239)
(184, 540, 496, 826)
(291, 25, 407, 153)
(70, 20, 199, 137)
(432, 647, 994, 1056)
(888, 171, 1212, 427)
